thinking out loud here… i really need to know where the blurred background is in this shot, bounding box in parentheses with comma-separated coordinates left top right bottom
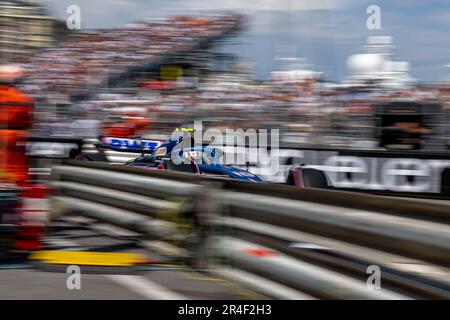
(1, 0, 450, 300)
(0, 0, 448, 148)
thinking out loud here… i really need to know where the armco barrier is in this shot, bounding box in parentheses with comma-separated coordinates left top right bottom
(212, 191, 450, 266)
(210, 237, 409, 300)
(49, 160, 450, 299)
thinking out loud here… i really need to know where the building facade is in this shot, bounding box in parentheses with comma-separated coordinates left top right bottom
(0, 0, 57, 63)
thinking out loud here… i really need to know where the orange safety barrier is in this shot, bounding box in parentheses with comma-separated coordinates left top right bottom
(0, 84, 34, 183)
(0, 130, 29, 182)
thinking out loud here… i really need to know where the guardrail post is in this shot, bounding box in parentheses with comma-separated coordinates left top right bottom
(184, 180, 224, 270)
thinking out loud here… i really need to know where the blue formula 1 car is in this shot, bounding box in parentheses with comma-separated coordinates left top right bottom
(110, 128, 263, 183)
(82, 127, 328, 187)
(124, 137, 264, 183)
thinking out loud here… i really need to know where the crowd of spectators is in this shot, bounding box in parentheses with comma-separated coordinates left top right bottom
(20, 12, 450, 151)
(83, 74, 450, 150)
(20, 13, 244, 104)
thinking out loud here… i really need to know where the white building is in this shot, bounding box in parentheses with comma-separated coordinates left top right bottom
(344, 36, 415, 90)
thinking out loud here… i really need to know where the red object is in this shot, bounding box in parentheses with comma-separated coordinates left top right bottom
(103, 123, 136, 138)
(0, 84, 34, 182)
(15, 239, 42, 251)
(242, 248, 278, 257)
(0, 85, 34, 128)
(14, 184, 50, 251)
(125, 117, 151, 133)
(140, 80, 176, 90)
(0, 83, 48, 251)
(0, 130, 29, 181)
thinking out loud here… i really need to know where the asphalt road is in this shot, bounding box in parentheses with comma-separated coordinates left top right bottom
(0, 216, 267, 300)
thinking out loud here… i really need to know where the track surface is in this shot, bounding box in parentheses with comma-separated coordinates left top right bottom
(0, 217, 266, 300)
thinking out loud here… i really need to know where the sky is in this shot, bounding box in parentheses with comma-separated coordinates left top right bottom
(38, 0, 450, 82)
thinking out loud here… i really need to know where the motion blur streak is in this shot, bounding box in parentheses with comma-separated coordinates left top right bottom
(1, 0, 450, 300)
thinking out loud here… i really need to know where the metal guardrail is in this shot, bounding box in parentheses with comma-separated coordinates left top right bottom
(213, 191, 450, 266)
(49, 160, 450, 299)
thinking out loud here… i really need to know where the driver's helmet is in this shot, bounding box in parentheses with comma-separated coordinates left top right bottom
(171, 126, 195, 141)
(160, 126, 196, 153)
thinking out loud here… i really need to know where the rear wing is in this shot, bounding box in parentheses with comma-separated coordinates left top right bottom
(101, 137, 162, 154)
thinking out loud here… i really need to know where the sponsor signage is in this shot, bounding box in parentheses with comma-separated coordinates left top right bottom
(233, 148, 450, 194)
(102, 137, 161, 152)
